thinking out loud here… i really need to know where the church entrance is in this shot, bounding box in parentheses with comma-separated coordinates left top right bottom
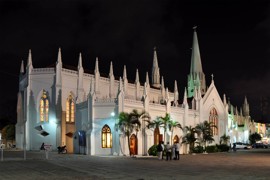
(129, 134, 137, 155)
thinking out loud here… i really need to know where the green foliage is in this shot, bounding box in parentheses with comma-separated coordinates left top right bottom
(148, 144, 158, 156)
(205, 145, 218, 153)
(216, 144, 230, 152)
(2, 124, 15, 141)
(249, 132, 262, 144)
(220, 134, 230, 145)
(117, 109, 150, 156)
(192, 146, 204, 153)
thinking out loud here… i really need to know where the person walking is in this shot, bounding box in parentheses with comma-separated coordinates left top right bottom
(157, 141, 163, 160)
(165, 142, 172, 161)
(175, 141, 180, 160)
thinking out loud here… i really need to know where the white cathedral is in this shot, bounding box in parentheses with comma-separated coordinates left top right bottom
(16, 29, 256, 155)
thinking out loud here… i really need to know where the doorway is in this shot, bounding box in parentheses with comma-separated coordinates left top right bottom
(129, 134, 137, 155)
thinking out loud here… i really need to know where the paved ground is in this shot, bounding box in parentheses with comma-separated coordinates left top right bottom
(0, 149, 270, 180)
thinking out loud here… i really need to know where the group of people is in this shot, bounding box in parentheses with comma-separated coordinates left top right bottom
(157, 141, 181, 161)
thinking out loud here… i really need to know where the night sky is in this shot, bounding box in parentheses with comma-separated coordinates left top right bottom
(1, 0, 270, 122)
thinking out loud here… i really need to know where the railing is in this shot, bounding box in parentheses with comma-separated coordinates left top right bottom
(32, 68, 55, 73)
(62, 68, 78, 75)
(95, 98, 117, 103)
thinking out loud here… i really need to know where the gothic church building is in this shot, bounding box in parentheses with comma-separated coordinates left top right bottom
(16, 29, 254, 155)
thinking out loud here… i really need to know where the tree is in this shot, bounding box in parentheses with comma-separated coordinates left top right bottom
(195, 121, 217, 151)
(145, 118, 163, 144)
(168, 120, 182, 144)
(117, 109, 150, 156)
(158, 113, 172, 143)
(249, 132, 261, 145)
(182, 125, 197, 153)
(1, 124, 15, 146)
(220, 134, 230, 145)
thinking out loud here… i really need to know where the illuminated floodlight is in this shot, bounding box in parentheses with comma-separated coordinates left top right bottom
(111, 112, 115, 117)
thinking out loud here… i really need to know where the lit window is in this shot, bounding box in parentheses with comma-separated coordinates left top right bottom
(66, 94, 75, 123)
(40, 90, 49, 122)
(102, 125, 112, 148)
(209, 108, 218, 135)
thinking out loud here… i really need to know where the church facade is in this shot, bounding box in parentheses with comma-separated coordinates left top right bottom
(16, 29, 256, 155)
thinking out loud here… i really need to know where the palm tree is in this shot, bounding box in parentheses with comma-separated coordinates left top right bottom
(195, 121, 217, 151)
(220, 134, 230, 145)
(145, 118, 163, 144)
(182, 125, 197, 153)
(117, 109, 150, 156)
(158, 113, 172, 143)
(168, 121, 182, 144)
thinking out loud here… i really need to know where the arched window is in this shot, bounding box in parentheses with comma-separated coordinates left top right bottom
(209, 108, 218, 135)
(66, 94, 75, 123)
(102, 125, 112, 148)
(40, 90, 49, 122)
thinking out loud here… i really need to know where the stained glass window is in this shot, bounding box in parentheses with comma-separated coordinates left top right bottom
(209, 108, 218, 135)
(66, 94, 75, 123)
(40, 90, 49, 122)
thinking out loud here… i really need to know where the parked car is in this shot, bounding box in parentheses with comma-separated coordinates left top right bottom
(232, 142, 251, 149)
(252, 143, 268, 149)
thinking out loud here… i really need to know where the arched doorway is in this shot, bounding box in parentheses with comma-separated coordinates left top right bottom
(129, 134, 137, 155)
(173, 135, 179, 143)
(154, 128, 160, 145)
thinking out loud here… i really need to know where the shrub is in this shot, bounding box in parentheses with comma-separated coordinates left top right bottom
(216, 144, 230, 152)
(192, 145, 204, 153)
(205, 145, 218, 153)
(148, 145, 158, 156)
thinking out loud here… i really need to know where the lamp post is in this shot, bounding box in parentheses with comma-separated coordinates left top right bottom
(23, 119, 26, 160)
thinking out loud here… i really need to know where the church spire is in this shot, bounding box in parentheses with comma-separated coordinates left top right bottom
(95, 57, 100, 75)
(77, 52, 83, 70)
(174, 80, 179, 106)
(20, 60, 24, 74)
(187, 27, 206, 98)
(190, 26, 203, 74)
(135, 69, 140, 84)
(57, 47, 62, 65)
(146, 72, 149, 85)
(123, 65, 127, 80)
(109, 61, 114, 77)
(183, 87, 188, 107)
(152, 47, 160, 88)
(27, 49, 32, 67)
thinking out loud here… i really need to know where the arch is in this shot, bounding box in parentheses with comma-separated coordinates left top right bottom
(173, 135, 179, 143)
(101, 125, 112, 148)
(66, 93, 75, 123)
(209, 108, 218, 135)
(129, 134, 137, 155)
(154, 128, 160, 145)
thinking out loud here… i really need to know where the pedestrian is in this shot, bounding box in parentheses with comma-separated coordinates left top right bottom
(157, 141, 163, 160)
(233, 143, 236, 152)
(175, 141, 180, 160)
(40, 142, 45, 150)
(172, 142, 176, 160)
(161, 141, 165, 159)
(165, 142, 172, 161)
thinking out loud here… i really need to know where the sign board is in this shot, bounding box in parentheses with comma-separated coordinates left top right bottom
(44, 145, 52, 151)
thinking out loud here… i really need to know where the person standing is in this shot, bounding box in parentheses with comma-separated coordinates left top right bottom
(157, 141, 163, 160)
(175, 141, 180, 160)
(165, 142, 172, 161)
(161, 141, 165, 160)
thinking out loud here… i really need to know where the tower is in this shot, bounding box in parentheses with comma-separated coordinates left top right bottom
(187, 27, 206, 98)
